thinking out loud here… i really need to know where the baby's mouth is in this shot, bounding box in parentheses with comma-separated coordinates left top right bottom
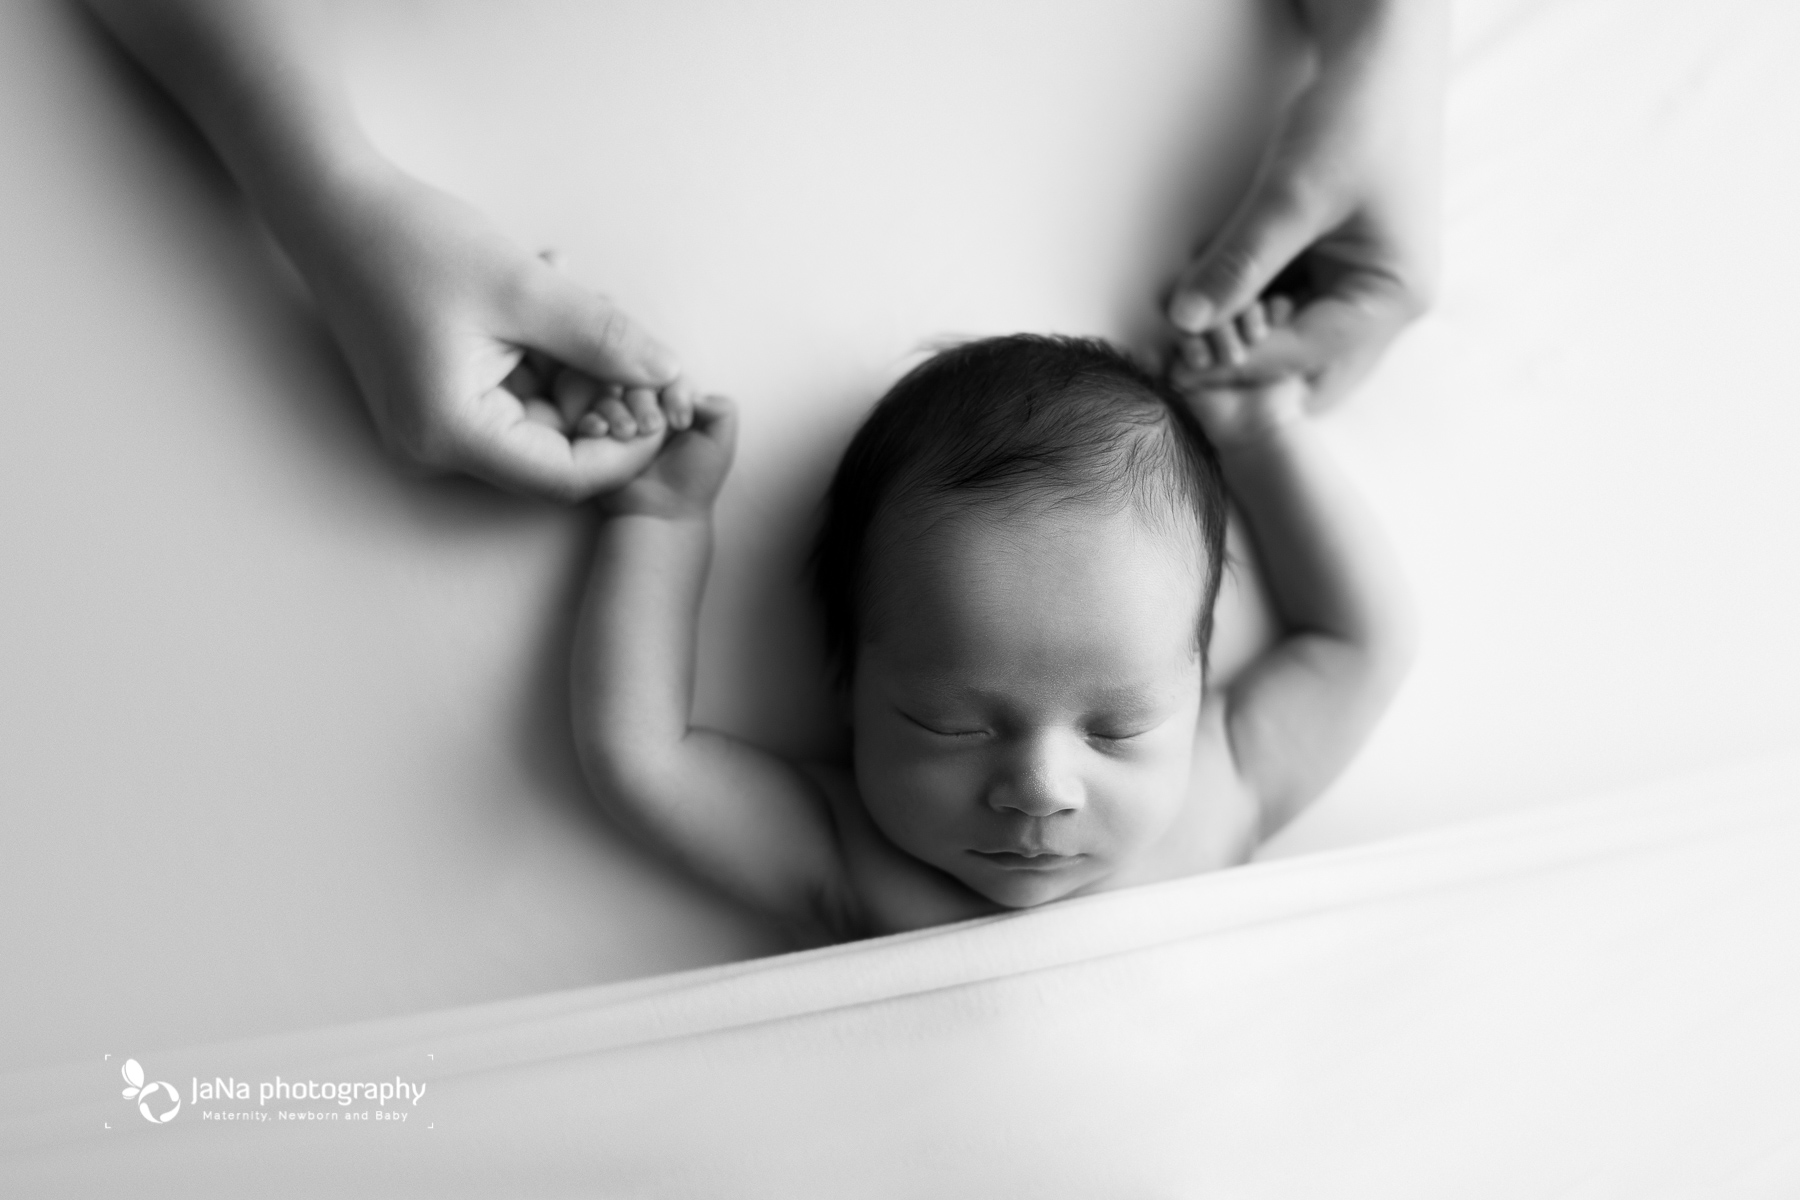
(968, 849, 1083, 871)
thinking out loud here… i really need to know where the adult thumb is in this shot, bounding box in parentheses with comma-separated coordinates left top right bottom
(1168, 175, 1326, 334)
(512, 262, 682, 388)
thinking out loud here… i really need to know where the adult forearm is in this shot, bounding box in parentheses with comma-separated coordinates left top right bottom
(1299, 0, 1447, 77)
(80, 0, 381, 258)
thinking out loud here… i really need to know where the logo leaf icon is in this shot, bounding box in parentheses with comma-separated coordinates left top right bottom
(122, 1087, 139, 1099)
(123, 1060, 144, 1088)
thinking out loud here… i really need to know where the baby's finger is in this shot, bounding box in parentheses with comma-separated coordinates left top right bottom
(1207, 321, 1247, 368)
(1266, 294, 1296, 326)
(659, 379, 696, 432)
(575, 411, 609, 439)
(1167, 353, 1203, 392)
(690, 393, 739, 451)
(624, 387, 665, 437)
(596, 394, 637, 441)
(1178, 334, 1213, 371)
(553, 369, 599, 429)
(1238, 301, 1269, 346)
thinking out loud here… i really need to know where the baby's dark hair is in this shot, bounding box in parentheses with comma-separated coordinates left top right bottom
(809, 333, 1229, 686)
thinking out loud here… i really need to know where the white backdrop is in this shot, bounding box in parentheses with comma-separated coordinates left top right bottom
(2, 0, 1797, 1075)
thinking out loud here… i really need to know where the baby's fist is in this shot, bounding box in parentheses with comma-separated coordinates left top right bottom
(599, 394, 738, 520)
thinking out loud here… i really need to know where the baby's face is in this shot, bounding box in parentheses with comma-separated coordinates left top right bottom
(850, 502, 1205, 908)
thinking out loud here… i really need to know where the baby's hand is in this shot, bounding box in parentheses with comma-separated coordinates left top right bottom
(506, 360, 696, 441)
(599, 394, 738, 520)
(1169, 298, 1308, 448)
(1171, 293, 1293, 378)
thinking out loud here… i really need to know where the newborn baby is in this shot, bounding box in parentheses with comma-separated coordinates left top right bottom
(571, 300, 1414, 941)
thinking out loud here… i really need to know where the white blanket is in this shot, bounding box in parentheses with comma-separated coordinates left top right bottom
(7, 754, 1798, 1195)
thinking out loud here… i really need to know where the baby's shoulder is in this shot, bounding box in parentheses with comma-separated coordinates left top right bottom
(1186, 693, 1265, 868)
(1120, 696, 1262, 886)
(799, 764, 1002, 941)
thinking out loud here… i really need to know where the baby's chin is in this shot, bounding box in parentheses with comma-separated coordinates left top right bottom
(951, 855, 1103, 910)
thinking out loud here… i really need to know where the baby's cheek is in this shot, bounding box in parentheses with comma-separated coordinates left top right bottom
(856, 746, 976, 857)
(1106, 742, 1198, 845)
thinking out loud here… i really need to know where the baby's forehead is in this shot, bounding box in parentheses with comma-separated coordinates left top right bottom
(870, 489, 1209, 580)
(860, 497, 1208, 645)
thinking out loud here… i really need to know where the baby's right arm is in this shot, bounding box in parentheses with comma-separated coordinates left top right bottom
(571, 396, 850, 924)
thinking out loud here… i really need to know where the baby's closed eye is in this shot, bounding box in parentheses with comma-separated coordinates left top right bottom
(899, 709, 988, 738)
(1087, 725, 1151, 742)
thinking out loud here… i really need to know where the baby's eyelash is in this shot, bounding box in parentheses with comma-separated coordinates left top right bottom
(1089, 720, 1160, 743)
(900, 711, 984, 738)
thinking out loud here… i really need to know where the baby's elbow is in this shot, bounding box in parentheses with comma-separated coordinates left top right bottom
(1358, 576, 1422, 700)
(572, 720, 653, 815)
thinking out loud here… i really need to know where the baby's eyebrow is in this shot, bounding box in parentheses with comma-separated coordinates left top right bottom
(894, 677, 1187, 718)
(1080, 685, 1186, 718)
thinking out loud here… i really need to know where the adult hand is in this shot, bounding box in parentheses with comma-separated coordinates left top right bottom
(1166, 0, 1448, 410)
(298, 161, 687, 501)
(81, 0, 686, 502)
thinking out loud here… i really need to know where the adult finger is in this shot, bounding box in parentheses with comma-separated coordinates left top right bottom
(1168, 173, 1329, 335)
(446, 383, 666, 502)
(521, 397, 566, 432)
(1285, 268, 1423, 409)
(510, 260, 682, 390)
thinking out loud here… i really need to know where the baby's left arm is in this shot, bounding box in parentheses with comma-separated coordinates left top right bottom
(1171, 303, 1418, 837)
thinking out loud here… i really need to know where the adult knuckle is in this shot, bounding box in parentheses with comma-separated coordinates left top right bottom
(588, 299, 637, 351)
(1207, 244, 1265, 298)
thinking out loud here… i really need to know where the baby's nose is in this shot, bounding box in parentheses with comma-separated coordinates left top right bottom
(986, 733, 1085, 817)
